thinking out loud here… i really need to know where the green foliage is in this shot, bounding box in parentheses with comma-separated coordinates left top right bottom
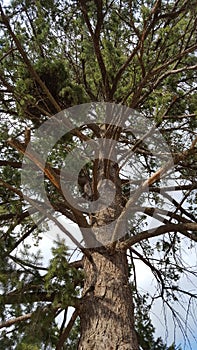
(15, 306, 59, 349)
(14, 58, 88, 122)
(135, 293, 166, 350)
(44, 241, 83, 308)
(0, 0, 196, 348)
(16, 345, 40, 350)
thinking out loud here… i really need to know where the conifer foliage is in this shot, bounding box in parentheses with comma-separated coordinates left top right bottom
(0, 1, 197, 349)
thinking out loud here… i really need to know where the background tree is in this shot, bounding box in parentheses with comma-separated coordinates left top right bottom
(0, 0, 197, 349)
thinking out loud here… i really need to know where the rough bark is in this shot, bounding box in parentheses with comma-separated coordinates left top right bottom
(78, 125, 138, 349)
(78, 249, 139, 350)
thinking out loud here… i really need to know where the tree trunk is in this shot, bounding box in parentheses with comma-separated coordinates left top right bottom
(78, 248, 139, 350)
(78, 135, 138, 349)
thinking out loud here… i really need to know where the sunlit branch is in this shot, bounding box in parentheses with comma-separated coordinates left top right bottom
(6, 138, 89, 227)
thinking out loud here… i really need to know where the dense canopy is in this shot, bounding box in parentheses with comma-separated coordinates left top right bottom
(0, 0, 197, 349)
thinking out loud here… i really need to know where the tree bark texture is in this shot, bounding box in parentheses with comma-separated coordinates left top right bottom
(78, 249, 139, 350)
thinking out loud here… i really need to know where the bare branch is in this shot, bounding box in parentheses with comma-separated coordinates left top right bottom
(118, 222, 197, 250)
(55, 309, 79, 350)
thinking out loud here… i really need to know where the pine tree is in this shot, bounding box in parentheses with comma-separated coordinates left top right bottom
(0, 1, 196, 349)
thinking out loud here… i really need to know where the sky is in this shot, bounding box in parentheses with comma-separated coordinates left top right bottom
(2, 0, 10, 5)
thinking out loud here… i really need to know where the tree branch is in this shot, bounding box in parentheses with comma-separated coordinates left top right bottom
(0, 290, 78, 307)
(118, 222, 197, 250)
(7, 138, 89, 224)
(0, 178, 93, 257)
(130, 247, 165, 297)
(79, 0, 111, 99)
(0, 313, 32, 329)
(55, 308, 79, 350)
(7, 138, 62, 192)
(112, 137, 197, 248)
(0, 160, 23, 168)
